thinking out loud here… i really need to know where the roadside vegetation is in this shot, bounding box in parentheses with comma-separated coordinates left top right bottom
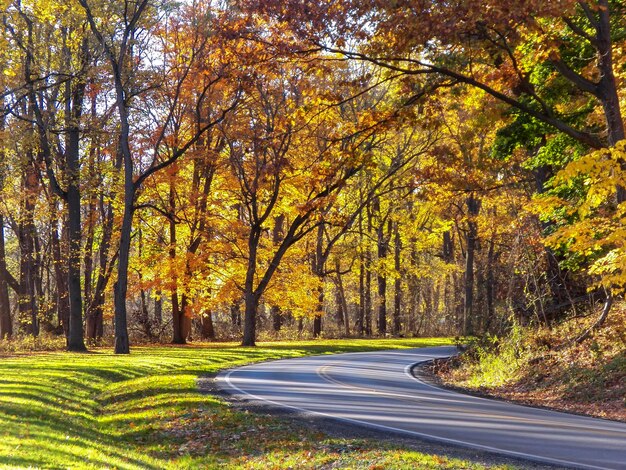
(0, 337, 519, 469)
(434, 306, 626, 422)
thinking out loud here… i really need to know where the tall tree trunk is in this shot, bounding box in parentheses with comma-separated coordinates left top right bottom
(83, 184, 96, 322)
(334, 266, 349, 337)
(357, 212, 365, 336)
(485, 234, 496, 332)
(463, 194, 481, 336)
(84, 93, 106, 343)
(365, 206, 373, 336)
(0, 215, 13, 339)
(19, 40, 40, 337)
(17, 11, 39, 337)
(358, 252, 365, 336)
(313, 285, 323, 338)
(65, 67, 87, 352)
(85, 197, 112, 342)
(0, 110, 12, 339)
(170, 183, 185, 344)
(312, 224, 325, 338)
(83, 198, 95, 320)
(335, 285, 344, 329)
(231, 301, 241, 327)
(242, 291, 258, 346)
(19, 161, 39, 337)
(271, 306, 282, 333)
(114, 178, 133, 354)
(111, 94, 134, 354)
(181, 294, 192, 341)
(377, 269, 387, 335)
(365, 256, 372, 336)
(110, 51, 136, 354)
(200, 310, 215, 340)
(376, 217, 391, 336)
(139, 288, 152, 340)
(171, 290, 184, 344)
(270, 215, 285, 333)
(137, 229, 153, 340)
(154, 291, 162, 326)
(51, 216, 70, 336)
(595, 0, 626, 202)
(242, 228, 261, 346)
(393, 223, 402, 335)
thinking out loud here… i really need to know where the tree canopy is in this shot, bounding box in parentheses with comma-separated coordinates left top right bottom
(1, 0, 624, 350)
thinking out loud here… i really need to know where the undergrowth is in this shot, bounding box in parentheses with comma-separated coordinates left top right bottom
(439, 304, 626, 420)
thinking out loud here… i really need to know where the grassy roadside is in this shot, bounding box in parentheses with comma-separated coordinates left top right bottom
(434, 306, 626, 422)
(0, 338, 517, 469)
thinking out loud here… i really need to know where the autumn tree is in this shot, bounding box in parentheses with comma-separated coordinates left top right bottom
(78, 0, 238, 353)
(2, 0, 94, 350)
(218, 55, 383, 346)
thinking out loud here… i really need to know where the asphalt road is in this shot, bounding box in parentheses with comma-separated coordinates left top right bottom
(216, 346, 626, 470)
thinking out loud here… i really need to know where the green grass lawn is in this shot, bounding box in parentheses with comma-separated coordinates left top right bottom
(0, 338, 513, 469)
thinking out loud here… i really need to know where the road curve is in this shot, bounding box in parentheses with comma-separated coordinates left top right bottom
(215, 346, 626, 470)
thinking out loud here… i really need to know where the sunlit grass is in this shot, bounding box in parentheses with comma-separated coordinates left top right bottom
(0, 337, 514, 469)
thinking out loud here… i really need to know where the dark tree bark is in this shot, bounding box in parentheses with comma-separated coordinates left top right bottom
(393, 223, 402, 335)
(51, 216, 70, 336)
(170, 181, 185, 345)
(442, 230, 454, 263)
(271, 306, 282, 333)
(242, 290, 258, 346)
(365, 254, 372, 336)
(357, 211, 365, 336)
(154, 291, 162, 326)
(83, 195, 95, 323)
(463, 194, 481, 336)
(242, 224, 261, 346)
(112, 93, 134, 354)
(334, 285, 344, 328)
(312, 224, 325, 338)
(86, 196, 113, 342)
(65, 51, 87, 352)
(231, 301, 242, 327)
(19, 160, 40, 337)
(312, 286, 323, 338)
(18, 28, 40, 337)
(364, 205, 373, 336)
(594, 1, 626, 203)
(358, 253, 365, 336)
(200, 310, 215, 340)
(374, 199, 391, 336)
(0, 215, 13, 339)
(0, 110, 13, 339)
(139, 288, 153, 340)
(19, 19, 88, 348)
(271, 215, 285, 333)
(181, 295, 193, 342)
(484, 233, 496, 332)
(334, 263, 350, 337)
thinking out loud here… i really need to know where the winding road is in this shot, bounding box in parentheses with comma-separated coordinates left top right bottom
(216, 346, 626, 470)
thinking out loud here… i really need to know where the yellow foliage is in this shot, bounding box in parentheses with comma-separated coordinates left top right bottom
(539, 141, 626, 293)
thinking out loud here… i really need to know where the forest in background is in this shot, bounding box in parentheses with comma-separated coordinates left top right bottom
(0, 0, 625, 354)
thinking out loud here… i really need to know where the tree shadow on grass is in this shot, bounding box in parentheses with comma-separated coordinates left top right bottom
(0, 339, 455, 469)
